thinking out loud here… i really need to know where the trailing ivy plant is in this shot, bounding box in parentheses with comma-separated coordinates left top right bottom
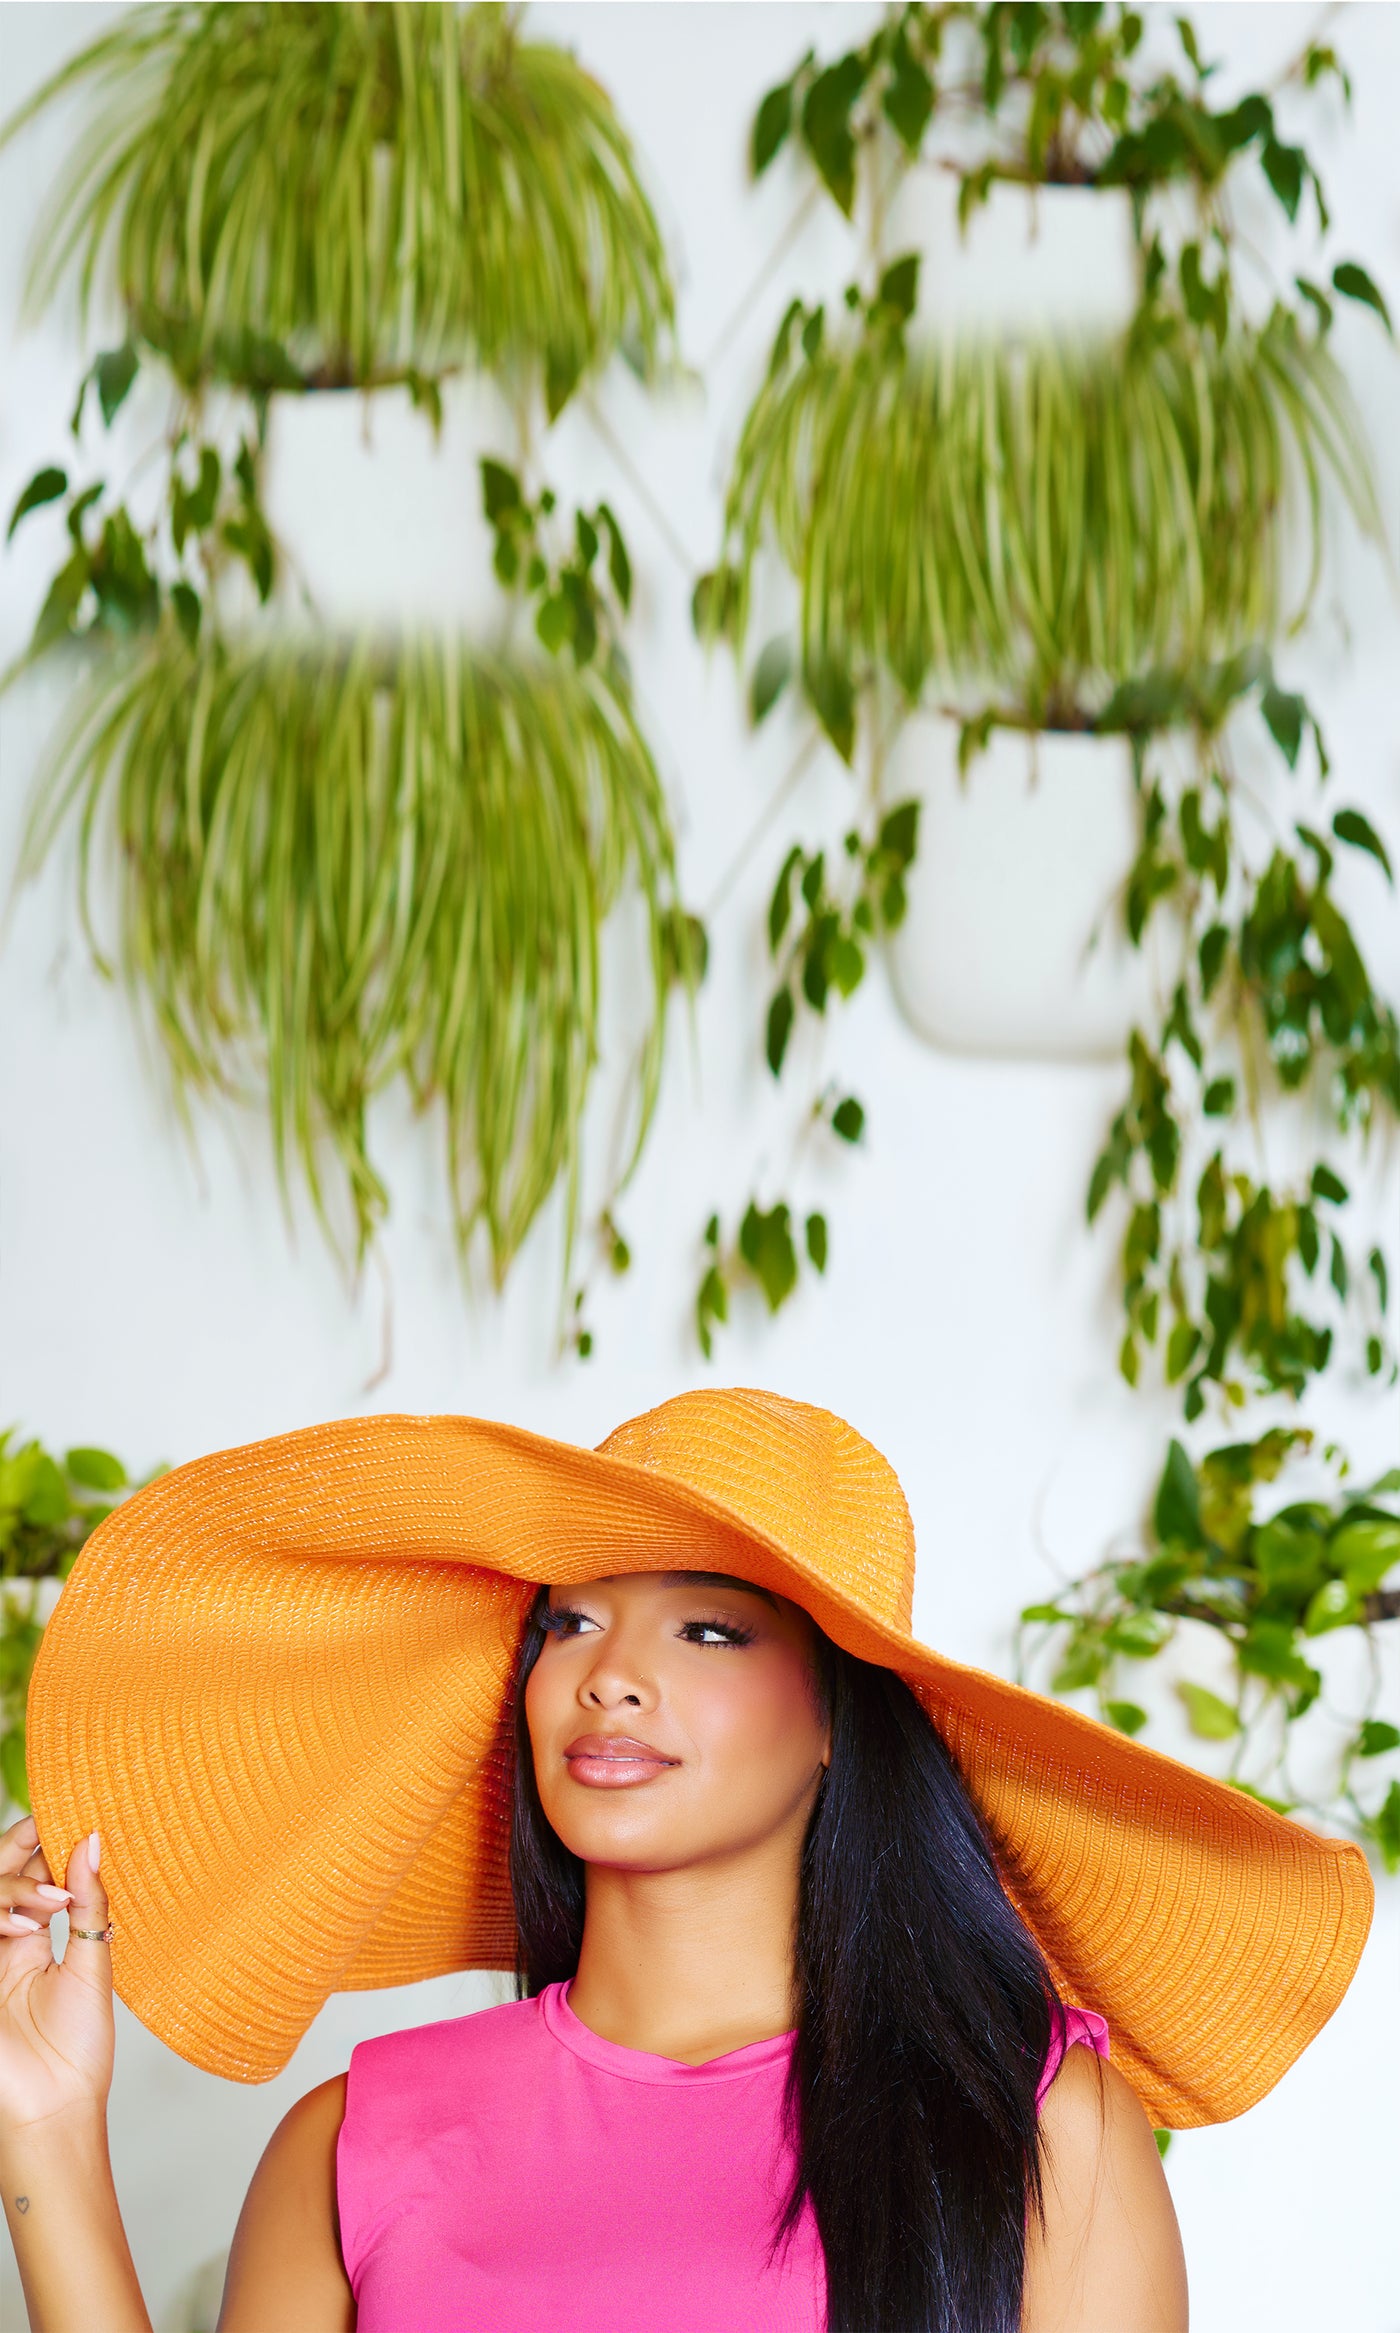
(0, 1432, 155, 1813)
(3, 337, 274, 692)
(1018, 1428, 1400, 1869)
(1077, 651, 1399, 1417)
(1, 1, 674, 413)
(694, 796, 919, 1352)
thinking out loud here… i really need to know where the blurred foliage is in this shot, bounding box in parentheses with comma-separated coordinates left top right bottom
(708, 296, 1375, 731)
(0, 1433, 155, 1813)
(19, 631, 682, 1285)
(1019, 1430, 1400, 1869)
(694, 801, 917, 1348)
(0, 7, 700, 1324)
(1078, 653, 1399, 1414)
(0, 2, 674, 404)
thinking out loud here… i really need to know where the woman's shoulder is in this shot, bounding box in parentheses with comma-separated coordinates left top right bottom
(345, 1991, 544, 2098)
(1027, 2049, 1188, 2333)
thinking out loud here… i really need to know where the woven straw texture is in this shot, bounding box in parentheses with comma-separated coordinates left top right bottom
(27, 1388, 1372, 2120)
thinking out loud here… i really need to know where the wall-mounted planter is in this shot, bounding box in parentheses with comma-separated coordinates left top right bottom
(883, 170, 1139, 342)
(259, 377, 517, 639)
(885, 716, 1167, 1062)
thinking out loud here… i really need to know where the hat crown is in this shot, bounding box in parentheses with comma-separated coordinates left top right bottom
(597, 1387, 916, 1633)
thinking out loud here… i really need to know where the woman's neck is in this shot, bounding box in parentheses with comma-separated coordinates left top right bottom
(565, 1831, 804, 2066)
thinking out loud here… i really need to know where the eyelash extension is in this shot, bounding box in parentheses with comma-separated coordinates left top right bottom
(679, 1617, 756, 1648)
(539, 1604, 590, 1637)
(539, 1607, 756, 1648)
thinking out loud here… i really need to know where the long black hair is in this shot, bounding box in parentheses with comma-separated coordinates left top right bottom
(509, 1587, 1062, 2333)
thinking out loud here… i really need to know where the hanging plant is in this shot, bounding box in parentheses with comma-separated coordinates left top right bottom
(0, 1432, 156, 1813)
(714, 282, 1374, 726)
(1, 1, 674, 412)
(692, 1, 1392, 1358)
(19, 620, 678, 1282)
(710, 1, 1387, 729)
(1018, 1428, 1400, 1870)
(2, 2, 696, 1321)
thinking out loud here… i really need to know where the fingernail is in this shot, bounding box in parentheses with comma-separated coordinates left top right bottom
(36, 1885, 71, 1903)
(7, 1913, 41, 1932)
(88, 1829, 100, 1872)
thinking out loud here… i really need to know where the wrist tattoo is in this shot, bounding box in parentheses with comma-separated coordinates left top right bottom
(14, 2195, 29, 2212)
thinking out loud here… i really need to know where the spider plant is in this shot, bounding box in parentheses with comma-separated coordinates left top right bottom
(718, 293, 1378, 725)
(23, 627, 680, 1283)
(1, 1, 673, 409)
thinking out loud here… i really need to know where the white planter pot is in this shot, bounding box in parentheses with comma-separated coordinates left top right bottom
(882, 171, 1139, 342)
(258, 376, 519, 639)
(885, 716, 1168, 1062)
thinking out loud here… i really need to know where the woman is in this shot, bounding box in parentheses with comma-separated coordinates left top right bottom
(0, 1390, 1372, 2330)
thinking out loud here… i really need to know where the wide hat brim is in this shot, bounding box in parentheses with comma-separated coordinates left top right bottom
(28, 1401, 1372, 2124)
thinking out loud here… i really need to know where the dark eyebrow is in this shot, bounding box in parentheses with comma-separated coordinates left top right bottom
(648, 1569, 783, 1613)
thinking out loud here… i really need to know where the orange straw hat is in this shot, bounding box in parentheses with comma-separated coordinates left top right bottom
(28, 1387, 1371, 2122)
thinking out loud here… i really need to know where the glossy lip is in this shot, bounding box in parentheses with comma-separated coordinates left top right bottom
(562, 1732, 681, 1789)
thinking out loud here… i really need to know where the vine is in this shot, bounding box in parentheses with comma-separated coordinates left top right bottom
(1019, 1429, 1400, 1869)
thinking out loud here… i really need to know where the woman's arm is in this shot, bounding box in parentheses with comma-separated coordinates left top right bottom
(1023, 2047, 1189, 2333)
(0, 1817, 150, 2332)
(216, 2074, 354, 2332)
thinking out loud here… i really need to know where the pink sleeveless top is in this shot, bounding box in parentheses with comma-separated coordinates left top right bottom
(336, 1983, 1109, 2332)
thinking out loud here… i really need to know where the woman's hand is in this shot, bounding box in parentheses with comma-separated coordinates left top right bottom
(0, 1813, 113, 2136)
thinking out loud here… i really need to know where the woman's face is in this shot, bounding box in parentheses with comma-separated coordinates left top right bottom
(524, 1571, 831, 1874)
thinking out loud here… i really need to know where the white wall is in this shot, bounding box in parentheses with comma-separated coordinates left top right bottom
(1, 5, 1398, 2328)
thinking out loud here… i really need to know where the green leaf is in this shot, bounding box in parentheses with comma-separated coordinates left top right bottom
(1238, 1621, 1320, 1699)
(1356, 1721, 1400, 1759)
(1153, 1440, 1202, 1548)
(695, 1262, 728, 1361)
(1105, 1701, 1148, 1737)
(596, 503, 631, 611)
(806, 659, 855, 763)
(1331, 1519, 1400, 1596)
(1332, 261, 1392, 335)
(0, 1727, 29, 1813)
(479, 458, 523, 526)
(1154, 2130, 1173, 2159)
(1106, 1612, 1171, 1659)
(170, 581, 201, 646)
(1361, 1779, 1400, 1872)
(876, 251, 921, 323)
(661, 909, 707, 991)
(1310, 1163, 1348, 1206)
(28, 547, 89, 653)
(94, 341, 139, 426)
(1331, 808, 1393, 883)
(1304, 1578, 1360, 1636)
(1201, 1077, 1235, 1118)
(831, 1095, 864, 1143)
(883, 42, 934, 153)
(739, 1201, 799, 1313)
(1165, 1321, 1200, 1383)
(64, 1446, 126, 1492)
(1020, 1603, 1066, 1625)
(769, 846, 803, 954)
(805, 1211, 828, 1273)
(750, 637, 793, 725)
(752, 73, 796, 176)
(1260, 684, 1305, 768)
(800, 54, 867, 216)
(1261, 137, 1305, 222)
(878, 799, 920, 867)
(766, 987, 795, 1078)
(1177, 1682, 1241, 1740)
(6, 466, 67, 541)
